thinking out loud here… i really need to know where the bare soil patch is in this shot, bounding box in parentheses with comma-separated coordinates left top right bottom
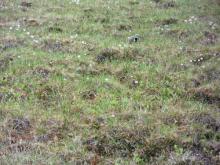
(201, 31, 218, 45)
(96, 47, 145, 63)
(156, 18, 178, 26)
(0, 37, 24, 52)
(85, 126, 151, 158)
(157, 1, 177, 9)
(0, 54, 13, 71)
(20, 2, 32, 8)
(48, 26, 63, 33)
(33, 67, 51, 78)
(82, 90, 97, 100)
(189, 88, 220, 107)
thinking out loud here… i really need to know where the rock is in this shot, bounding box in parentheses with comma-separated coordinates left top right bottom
(127, 34, 141, 44)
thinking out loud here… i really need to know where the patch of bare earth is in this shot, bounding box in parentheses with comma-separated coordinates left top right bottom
(96, 47, 145, 63)
(156, 18, 178, 26)
(156, 1, 177, 9)
(39, 39, 95, 53)
(84, 125, 182, 163)
(0, 37, 24, 52)
(189, 88, 220, 107)
(0, 54, 13, 71)
(200, 31, 219, 45)
(0, 117, 66, 157)
(85, 126, 151, 157)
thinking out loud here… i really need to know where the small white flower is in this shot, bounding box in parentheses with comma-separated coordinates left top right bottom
(30, 35, 34, 38)
(27, 32, 30, 35)
(72, 0, 80, 5)
(134, 80, 139, 84)
(9, 27, 13, 30)
(209, 21, 213, 26)
(105, 78, 109, 81)
(33, 39, 39, 43)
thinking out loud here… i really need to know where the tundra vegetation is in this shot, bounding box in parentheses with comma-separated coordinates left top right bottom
(0, 0, 220, 164)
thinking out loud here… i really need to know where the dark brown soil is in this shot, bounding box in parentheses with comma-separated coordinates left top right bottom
(189, 88, 220, 106)
(162, 113, 187, 126)
(0, 93, 4, 102)
(33, 67, 51, 78)
(85, 126, 151, 157)
(41, 40, 65, 53)
(0, 38, 24, 52)
(193, 113, 220, 131)
(48, 27, 63, 33)
(40, 39, 93, 53)
(36, 86, 51, 100)
(156, 18, 178, 26)
(0, 117, 65, 157)
(0, 54, 13, 71)
(24, 18, 40, 26)
(201, 31, 218, 45)
(138, 137, 177, 161)
(188, 112, 220, 165)
(20, 2, 32, 8)
(198, 68, 220, 82)
(96, 48, 121, 63)
(96, 47, 145, 63)
(164, 29, 189, 40)
(158, 1, 177, 9)
(35, 84, 61, 106)
(82, 90, 97, 100)
(2, 118, 34, 146)
(152, 0, 161, 3)
(116, 24, 132, 31)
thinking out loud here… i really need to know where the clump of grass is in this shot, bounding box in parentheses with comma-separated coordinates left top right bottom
(0, 0, 219, 164)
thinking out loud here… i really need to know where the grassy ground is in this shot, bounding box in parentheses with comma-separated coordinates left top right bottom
(0, 0, 220, 164)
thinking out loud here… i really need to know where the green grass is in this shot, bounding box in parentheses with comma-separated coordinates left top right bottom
(0, 0, 220, 164)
